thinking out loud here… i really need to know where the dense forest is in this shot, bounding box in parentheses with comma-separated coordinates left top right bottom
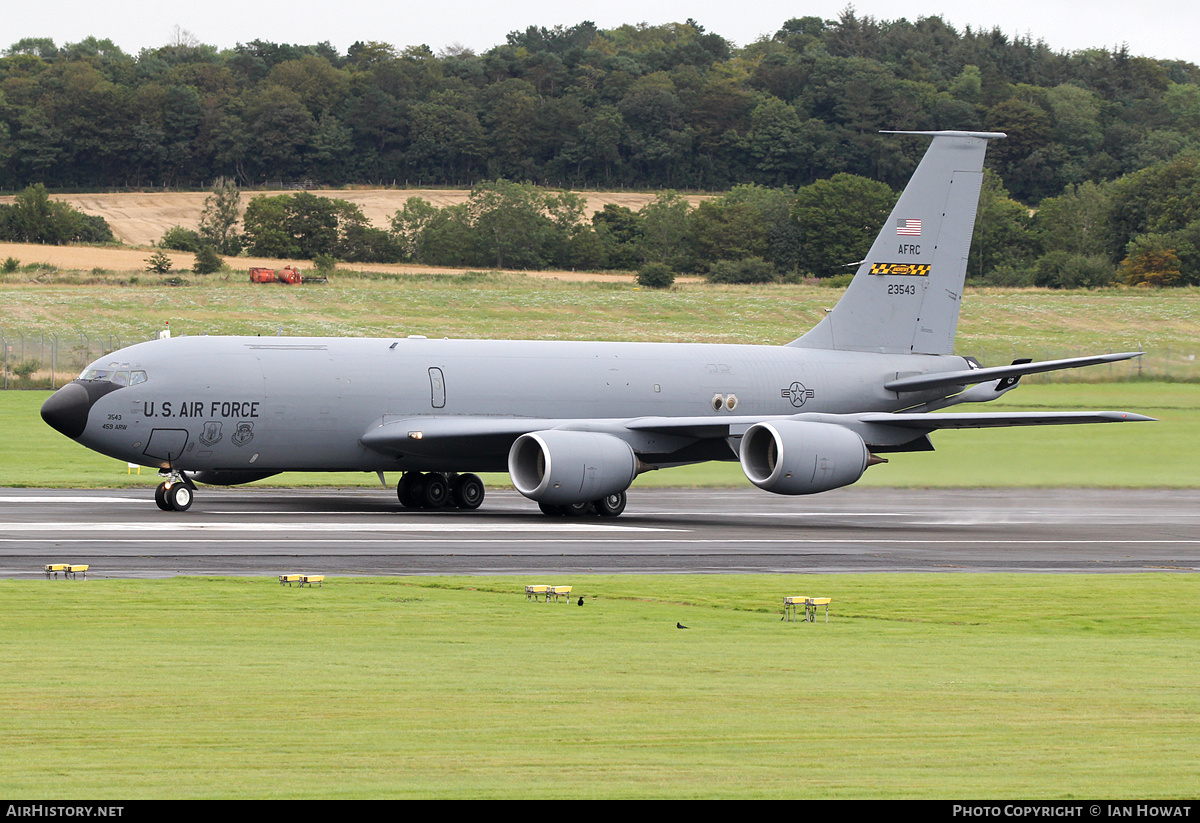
(4, 13, 1200, 285)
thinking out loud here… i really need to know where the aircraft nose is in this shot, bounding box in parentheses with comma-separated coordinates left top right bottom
(41, 382, 93, 439)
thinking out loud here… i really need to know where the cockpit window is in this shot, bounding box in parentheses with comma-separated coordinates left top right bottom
(80, 368, 147, 384)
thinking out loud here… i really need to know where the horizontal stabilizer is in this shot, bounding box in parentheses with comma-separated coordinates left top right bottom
(880, 130, 1008, 139)
(855, 410, 1156, 430)
(883, 352, 1144, 393)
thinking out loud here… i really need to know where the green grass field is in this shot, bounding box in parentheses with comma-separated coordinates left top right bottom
(3, 276, 1199, 380)
(4, 269, 1198, 799)
(3, 383, 1196, 489)
(2, 574, 1198, 798)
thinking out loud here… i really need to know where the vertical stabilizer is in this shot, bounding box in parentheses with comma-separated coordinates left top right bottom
(791, 131, 1004, 355)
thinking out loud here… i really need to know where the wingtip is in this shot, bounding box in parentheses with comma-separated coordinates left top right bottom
(1104, 411, 1157, 422)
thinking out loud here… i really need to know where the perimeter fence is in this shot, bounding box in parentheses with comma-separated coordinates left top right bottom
(2, 329, 138, 389)
(3, 328, 1197, 389)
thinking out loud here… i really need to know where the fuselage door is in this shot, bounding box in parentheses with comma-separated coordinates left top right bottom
(429, 367, 446, 409)
(143, 428, 189, 463)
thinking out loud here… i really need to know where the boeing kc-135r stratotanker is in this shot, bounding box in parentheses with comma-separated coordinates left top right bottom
(41, 131, 1153, 515)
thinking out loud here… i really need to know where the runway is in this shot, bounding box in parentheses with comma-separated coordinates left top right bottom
(1, 486, 1197, 577)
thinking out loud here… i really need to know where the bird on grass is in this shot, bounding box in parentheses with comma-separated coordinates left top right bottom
(677, 622, 688, 629)
(577, 597, 584, 606)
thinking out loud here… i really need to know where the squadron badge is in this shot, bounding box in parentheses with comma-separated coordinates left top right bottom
(232, 422, 255, 447)
(199, 421, 223, 447)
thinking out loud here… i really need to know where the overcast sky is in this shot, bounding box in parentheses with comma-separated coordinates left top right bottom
(6, 1, 1199, 66)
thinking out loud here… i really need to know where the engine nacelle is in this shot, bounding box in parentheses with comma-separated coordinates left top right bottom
(508, 430, 638, 505)
(739, 420, 870, 495)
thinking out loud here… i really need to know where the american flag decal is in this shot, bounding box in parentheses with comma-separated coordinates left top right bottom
(896, 218, 922, 236)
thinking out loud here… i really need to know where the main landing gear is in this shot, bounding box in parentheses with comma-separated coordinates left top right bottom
(154, 473, 195, 512)
(395, 473, 627, 517)
(397, 472, 485, 510)
(538, 490, 627, 518)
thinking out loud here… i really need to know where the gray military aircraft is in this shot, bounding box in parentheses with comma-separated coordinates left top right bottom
(41, 131, 1152, 515)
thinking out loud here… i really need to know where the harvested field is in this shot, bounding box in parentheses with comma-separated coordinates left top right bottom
(0, 241, 645, 283)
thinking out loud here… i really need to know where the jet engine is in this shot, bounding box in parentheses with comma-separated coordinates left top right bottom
(738, 420, 871, 495)
(508, 430, 638, 505)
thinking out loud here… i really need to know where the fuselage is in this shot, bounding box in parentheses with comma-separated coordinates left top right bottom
(38, 133, 1152, 517)
(54, 335, 966, 475)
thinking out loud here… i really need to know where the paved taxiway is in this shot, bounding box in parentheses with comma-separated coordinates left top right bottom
(2, 486, 1197, 577)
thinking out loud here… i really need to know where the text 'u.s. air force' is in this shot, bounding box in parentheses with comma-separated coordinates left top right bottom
(141, 400, 260, 419)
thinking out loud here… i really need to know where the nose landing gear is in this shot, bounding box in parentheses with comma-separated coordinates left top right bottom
(154, 473, 195, 512)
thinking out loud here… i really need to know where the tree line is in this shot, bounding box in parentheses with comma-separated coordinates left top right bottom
(0, 183, 113, 244)
(3, 14, 1199, 201)
(5, 13, 1200, 286)
(6, 160, 1199, 289)
(149, 161, 1200, 288)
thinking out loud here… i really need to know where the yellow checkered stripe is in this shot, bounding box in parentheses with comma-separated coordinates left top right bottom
(869, 263, 930, 276)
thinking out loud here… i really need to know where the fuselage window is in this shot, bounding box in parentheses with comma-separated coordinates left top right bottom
(130, 370, 148, 385)
(112, 371, 130, 386)
(429, 367, 446, 408)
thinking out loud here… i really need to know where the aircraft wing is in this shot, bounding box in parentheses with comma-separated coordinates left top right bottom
(361, 416, 565, 459)
(623, 410, 1156, 433)
(361, 414, 744, 457)
(362, 409, 1154, 463)
(625, 410, 1154, 453)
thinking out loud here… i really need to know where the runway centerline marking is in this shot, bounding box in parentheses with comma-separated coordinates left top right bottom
(0, 521, 683, 534)
(0, 496, 144, 504)
(3, 537, 1197, 546)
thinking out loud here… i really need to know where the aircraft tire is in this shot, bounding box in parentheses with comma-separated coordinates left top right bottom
(167, 483, 193, 512)
(397, 473, 422, 509)
(538, 502, 565, 516)
(422, 473, 450, 508)
(154, 483, 172, 511)
(594, 491, 627, 517)
(452, 474, 485, 510)
(564, 501, 594, 516)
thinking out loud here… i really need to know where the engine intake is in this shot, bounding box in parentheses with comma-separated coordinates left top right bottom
(508, 430, 638, 505)
(739, 420, 870, 495)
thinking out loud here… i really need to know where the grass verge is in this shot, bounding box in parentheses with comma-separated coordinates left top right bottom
(2, 276, 1198, 375)
(2, 574, 1198, 798)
